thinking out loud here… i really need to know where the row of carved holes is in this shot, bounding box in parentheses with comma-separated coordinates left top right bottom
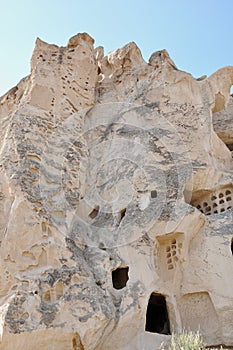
(166, 239, 182, 270)
(195, 189, 232, 215)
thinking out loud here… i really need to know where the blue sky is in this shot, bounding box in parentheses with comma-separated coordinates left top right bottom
(1, 0, 233, 96)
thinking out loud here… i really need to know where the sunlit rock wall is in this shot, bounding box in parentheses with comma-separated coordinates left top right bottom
(0, 33, 233, 349)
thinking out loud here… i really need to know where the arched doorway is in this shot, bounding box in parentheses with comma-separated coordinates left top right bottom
(145, 292, 170, 334)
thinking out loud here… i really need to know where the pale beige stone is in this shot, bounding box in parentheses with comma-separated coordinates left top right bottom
(0, 33, 233, 349)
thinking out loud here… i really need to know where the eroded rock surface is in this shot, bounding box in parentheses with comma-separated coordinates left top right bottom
(0, 33, 233, 349)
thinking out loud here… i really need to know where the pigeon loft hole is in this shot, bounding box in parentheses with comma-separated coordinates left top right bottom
(145, 293, 170, 334)
(187, 186, 233, 216)
(112, 266, 129, 290)
(156, 232, 184, 279)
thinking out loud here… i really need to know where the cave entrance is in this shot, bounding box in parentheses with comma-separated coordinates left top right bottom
(112, 266, 129, 290)
(89, 205, 99, 219)
(225, 143, 233, 151)
(145, 293, 170, 334)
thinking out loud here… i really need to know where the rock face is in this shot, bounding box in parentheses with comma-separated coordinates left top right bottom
(0, 33, 233, 349)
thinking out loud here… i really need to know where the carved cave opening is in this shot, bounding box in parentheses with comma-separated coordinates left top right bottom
(118, 208, 126, 223)
(226, 143, 233, 151)
(112, 266, 129, 290)
(145, 293, 170, 334)
(151, 190, 157, 199)
(231, 238, 233, 255)
(89, 205, 100, 219)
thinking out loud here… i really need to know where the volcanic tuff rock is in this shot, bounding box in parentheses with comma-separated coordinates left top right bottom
(0, 33, 233, 349)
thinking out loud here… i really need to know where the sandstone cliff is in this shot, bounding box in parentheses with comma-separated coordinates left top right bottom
(0, 33, 233, 349)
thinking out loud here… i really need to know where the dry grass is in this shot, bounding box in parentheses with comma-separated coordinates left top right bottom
(161, 330, 232, 350)
(169, 330, 205, 350)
